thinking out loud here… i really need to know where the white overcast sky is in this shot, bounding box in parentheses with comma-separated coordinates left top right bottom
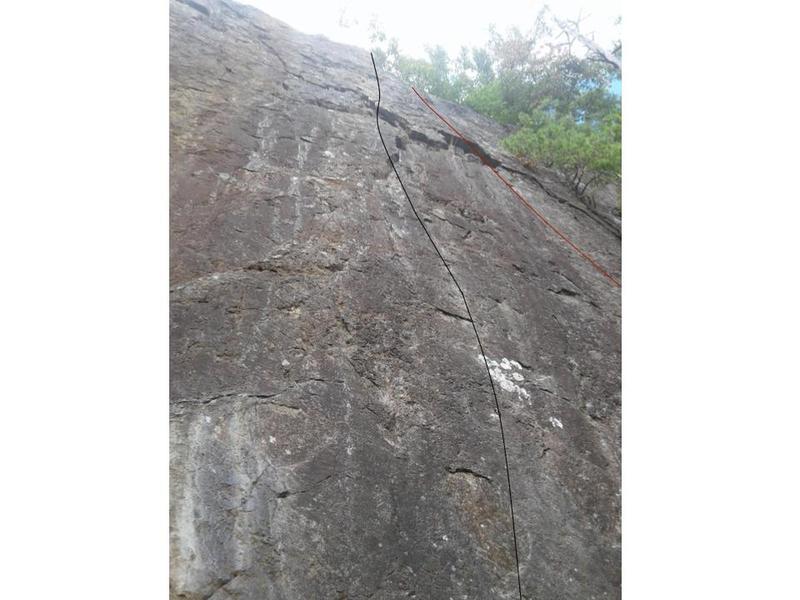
(246, 0, 621, 60)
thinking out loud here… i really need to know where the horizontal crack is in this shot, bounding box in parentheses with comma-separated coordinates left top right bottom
(446, 465, 493, 483)
(275, 472, 337, 499)
(172, 391, 288, 406)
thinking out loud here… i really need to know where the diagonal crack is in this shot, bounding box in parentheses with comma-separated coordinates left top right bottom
(433, 305, 472, 323)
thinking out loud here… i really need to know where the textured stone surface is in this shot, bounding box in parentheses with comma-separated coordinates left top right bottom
(170, 0, 621, 598)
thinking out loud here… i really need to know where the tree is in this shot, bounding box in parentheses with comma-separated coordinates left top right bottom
(503, 108, 620, 200)
(370, 25, 474, 102)
(544, 6, 622, 75)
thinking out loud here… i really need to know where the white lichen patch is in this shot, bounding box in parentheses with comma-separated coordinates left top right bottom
(478, 354, 531, 403)
(549, 416, 564, 429)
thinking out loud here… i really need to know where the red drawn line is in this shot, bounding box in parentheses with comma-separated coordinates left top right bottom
(410, 86, 621, 289)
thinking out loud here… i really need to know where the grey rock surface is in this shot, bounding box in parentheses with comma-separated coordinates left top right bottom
(170, 0, 621, 598)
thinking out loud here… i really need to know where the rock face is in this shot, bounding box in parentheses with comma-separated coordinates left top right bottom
(170, 0, 621, 598)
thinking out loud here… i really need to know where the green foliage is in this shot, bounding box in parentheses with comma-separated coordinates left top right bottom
(393, 46, 464, 101)
(370, 22, 471, 102)
(464, 80, 516, 124)
(470, 47, 495, 85)
(503, 108, 621, 197)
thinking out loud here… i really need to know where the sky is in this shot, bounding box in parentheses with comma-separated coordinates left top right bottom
(247, 0, 621, 61)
